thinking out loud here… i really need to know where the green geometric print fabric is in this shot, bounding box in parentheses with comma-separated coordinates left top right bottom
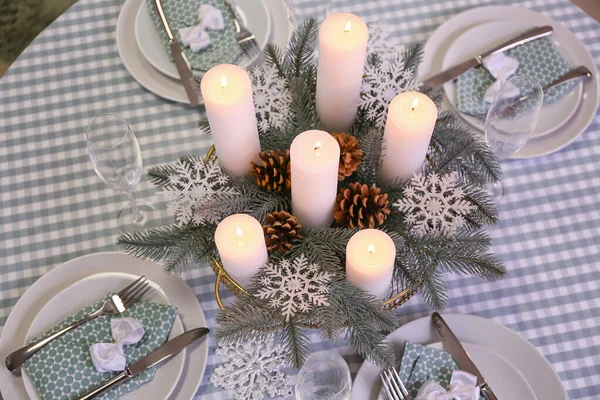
(398, 342, 484, 399)
(23, 297, 176, 400)
(456, 37, 577, 116)
(147, 0, 243, 72)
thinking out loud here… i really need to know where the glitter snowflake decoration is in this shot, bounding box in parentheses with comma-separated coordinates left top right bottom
(250, 64, 292, 132)
(367, 22, 401, 60)
(360, 54, 421, 128)
(159, 159, 238, 226)
(256, 254, 332, 322)
(211, 334, 292, 400)
(395, 172, 475, 237)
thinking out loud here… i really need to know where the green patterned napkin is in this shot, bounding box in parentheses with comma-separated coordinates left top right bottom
(147, 0, 244, 72)
(398, 342, 484, 399)
(23, 296, 176, 400)
(456, 37, 577, 116)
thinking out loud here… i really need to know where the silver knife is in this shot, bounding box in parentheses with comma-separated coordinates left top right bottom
(152, 0, 201, 106)
(74, 327, 209, 400)
(431, 313, 498, 400)
(421, 25, 553, 91)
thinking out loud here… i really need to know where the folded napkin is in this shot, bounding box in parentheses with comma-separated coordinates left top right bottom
(397, 342, 484, 400)
(456, 37, 578, 116)
(23, 296, 176, 400)
(148, 0, 244, 72)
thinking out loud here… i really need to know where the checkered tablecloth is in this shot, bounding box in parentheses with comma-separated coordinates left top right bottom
(1, 0, 599, 398)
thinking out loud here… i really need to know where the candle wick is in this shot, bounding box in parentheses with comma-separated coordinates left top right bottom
(314, 141, 322, 156)
(368, 244, 375, 254)
(344, 20, 351, 33)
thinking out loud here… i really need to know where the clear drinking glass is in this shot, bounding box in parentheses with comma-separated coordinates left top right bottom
(484, 76, 543, 201)
(86, 113, 159, 233)
(295, 351, 352, 400)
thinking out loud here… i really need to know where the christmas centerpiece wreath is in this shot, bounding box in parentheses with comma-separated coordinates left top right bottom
(117, 19, 505, 370)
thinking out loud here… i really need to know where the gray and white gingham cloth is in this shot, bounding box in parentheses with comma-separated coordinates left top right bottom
(1, 0, 599, 398)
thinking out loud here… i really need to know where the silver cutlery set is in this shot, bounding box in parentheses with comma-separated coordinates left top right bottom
(4, 276, 209, 400)
(381, 312, 499, 400)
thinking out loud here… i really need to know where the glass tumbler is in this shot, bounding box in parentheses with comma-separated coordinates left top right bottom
(295, 351, 352, 400)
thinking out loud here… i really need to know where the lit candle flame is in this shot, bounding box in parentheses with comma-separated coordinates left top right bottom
(368, 244, 375, 254)
(221, 75, 228, 89)
(344, 21, 351, 33)
(236, 226, 244, 247)
(314, 141, 322, 156)
(411, 97, 419, 112)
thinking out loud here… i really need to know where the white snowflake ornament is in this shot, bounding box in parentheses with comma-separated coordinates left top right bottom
(395, 172, 475, 237)
(367, 22, 400, 60)
(360, 54, 421, 128)
(256, 254, 332, 322)
(211, 334, 293, 400)
(250, 65, 292, 132)
(159, 159, 238, 226)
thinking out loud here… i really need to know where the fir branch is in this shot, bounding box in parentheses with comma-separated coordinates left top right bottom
(198, 117, 211, 134)
(280, 321, 310, 369)
(354, 127, 384, 186)
(215, 294, 280, 344)
(283, 18, 318, 78)
(264, 44, 286, 78)
(402, 42, 423, 74)
(462, 185, 499, 227)
(147, 155, 207, 189)
(289, 228, 357, 272)
(287, 65, 318, 134)
(420, 268, 448, 310)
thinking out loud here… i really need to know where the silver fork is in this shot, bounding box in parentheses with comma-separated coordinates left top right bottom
(223, 0, 260, 58)
(5, 276, 151, 372)
(381, 368, 412, 400)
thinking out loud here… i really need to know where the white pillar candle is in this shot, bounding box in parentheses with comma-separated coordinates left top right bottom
(346, 229, 396, 298)
(214, 214, 268, 287)
(316, 13, 369, 132)
(290, 130, 340, 229)
(381, 91, 438, 182)
(201, 64, 261, 176)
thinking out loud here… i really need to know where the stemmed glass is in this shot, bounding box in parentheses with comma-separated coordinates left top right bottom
(484, 76, 543, 201)
(86, 113, 160, 232)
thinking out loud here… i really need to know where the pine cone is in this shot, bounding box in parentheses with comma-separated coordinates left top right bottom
(334, 182, 390, 229)
(263, 211, 302, 253)
(333, 132, 363, 180)
(250, 149, 291, 191)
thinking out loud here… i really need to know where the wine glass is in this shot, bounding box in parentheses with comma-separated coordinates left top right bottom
(86, 113, 160, 233)
(484, 76, 543, 201)
(295, 351, 352, 400)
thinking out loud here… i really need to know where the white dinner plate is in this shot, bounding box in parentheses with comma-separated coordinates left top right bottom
(443, 21, 583, 138)
(352, 314, 568, 400)
(117, 0, 294, 104)
(22, 273, 186, 400)
(135, 0, 271, 80)
(376, 342, 536, 400)
(420, 5, 599, 158)
(0, 252, 208, 400)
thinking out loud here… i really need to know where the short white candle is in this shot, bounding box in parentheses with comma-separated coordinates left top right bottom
(346, 229, 395, 298)
(214, 214, 268, 287)
(201, 64, 261, 176)
(381, 91, 438, 182)
(316, 13, 369, 132)
(290, 130, 340, 229)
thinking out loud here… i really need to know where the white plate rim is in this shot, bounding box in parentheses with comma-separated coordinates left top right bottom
(0, 252, 208, 400)
(22, 272, 186, 400)
(420, 5, 600, 159)
(134, 0, 272, 80)
(351, 313, 568, 400)
(441, 20, 583, 139)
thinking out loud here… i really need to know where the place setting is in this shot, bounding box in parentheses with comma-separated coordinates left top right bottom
(1, 1, 599, 400)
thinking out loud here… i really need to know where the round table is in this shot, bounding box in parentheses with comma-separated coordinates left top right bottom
(1, 0, 599, 398)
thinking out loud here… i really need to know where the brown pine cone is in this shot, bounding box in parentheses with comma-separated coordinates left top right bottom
(334, 182, 390, 229)
(333, 132, 363, 181)
(263, 211, 302, 253)
(250, 149, 291, 192)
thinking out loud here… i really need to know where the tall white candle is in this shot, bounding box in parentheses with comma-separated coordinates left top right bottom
(201, 64, 261, 176)
(316, 13, 369, 132)
(214, 214, 268, 287)
(290, 130, 340, 229)
(346, 229, 395, 298)
(381, 91, 438, 182)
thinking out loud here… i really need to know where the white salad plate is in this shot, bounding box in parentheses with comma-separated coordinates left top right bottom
(0, 252, 208, 400)
(352, 314, 567, 400)
(420, 5, 599, 158)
